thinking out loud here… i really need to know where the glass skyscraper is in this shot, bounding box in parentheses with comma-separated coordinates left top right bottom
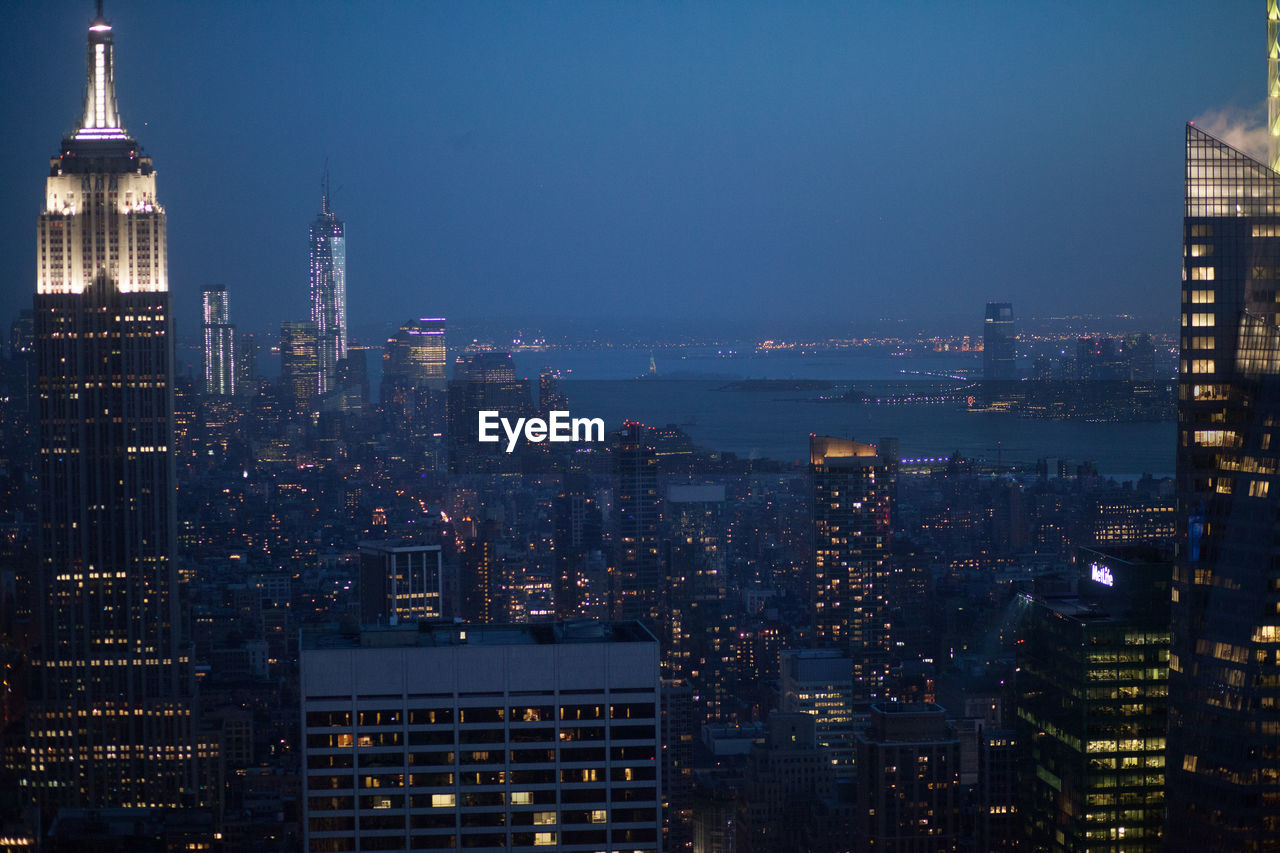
(27, 8, 199, 810)
(309, 180, 347, 396)
(1166, 124, 1280, 849)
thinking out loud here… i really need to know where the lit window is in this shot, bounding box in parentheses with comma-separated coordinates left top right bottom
(1191, 267, 1215, 281)
(534, 833, 557, 847)
(431, 793, 455, 808)
(511, 791, 533, 805)
(533, 811, 557, 825)
(591, 809, 607, 823)
(1249, 480, 1270, 498)
(1190, 359, 1215, 373)
(1190, 244, 1213, 257)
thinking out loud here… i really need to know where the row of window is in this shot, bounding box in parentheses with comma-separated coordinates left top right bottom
(307, 704, 655, 729)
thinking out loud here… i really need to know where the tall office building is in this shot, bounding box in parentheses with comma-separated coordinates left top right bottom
(1166, 122, 1280, 849)
(382, 318, 447, 397)
(301, 621, 661, 852)
(1016, 547, 1170, 851)
(309, 174, 347, 395)
(810, 436, 892, 702)
(200, 284, 234, 396)
(983, 302, 1016, 381)
(27, 7, 198, 809)
(280, 320, 320, 414)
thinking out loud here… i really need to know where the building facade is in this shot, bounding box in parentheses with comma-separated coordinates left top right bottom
(854, 703, 960, 851)
(983, 302, 1016, 381)
(1016, 547, 1170, 851)
(27, 8, 199, 811)
(281, 319, 320, 414)
(1166, 123, 1280, 850)
(810, 436, 892, 702)
(301, 621, 661, 852)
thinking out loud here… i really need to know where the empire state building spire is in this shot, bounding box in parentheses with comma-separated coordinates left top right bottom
(75, 1, 128, 141)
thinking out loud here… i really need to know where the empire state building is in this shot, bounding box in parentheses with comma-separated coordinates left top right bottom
(27, 7, 199, 809)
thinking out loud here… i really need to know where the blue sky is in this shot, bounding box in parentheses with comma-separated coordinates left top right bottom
(0, 1, 1263, 339)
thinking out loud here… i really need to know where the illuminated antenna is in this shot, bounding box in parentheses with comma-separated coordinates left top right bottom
(1270, 0, 1280, 170)
(321, 159, 330, 215)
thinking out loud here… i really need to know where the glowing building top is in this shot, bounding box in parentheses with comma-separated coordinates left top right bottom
(75, 1, 128, 142)
(38, 3, 166, 295)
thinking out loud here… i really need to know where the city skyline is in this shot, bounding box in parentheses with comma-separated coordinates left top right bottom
(6, 3, 1280, 850)
(0, 2, 1265, 339)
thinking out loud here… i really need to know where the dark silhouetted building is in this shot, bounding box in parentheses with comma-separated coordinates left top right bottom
(554, 471, 604, 618)
(615, 423, 662, 623)
(983, 302, 1016, 381)
(855, 703, 960, 851)
(447, 351, 531, 474)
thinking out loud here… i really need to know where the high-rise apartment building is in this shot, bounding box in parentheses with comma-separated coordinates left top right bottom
(309, 177, 346, 395)
(1166, 122, 1280, 849)
(201, 284, 234, 396)
(27, 7, 199, 810)
(983, 302, 1016, 381)
(301, 621, 661, 852)
(810, 436, 892, 702)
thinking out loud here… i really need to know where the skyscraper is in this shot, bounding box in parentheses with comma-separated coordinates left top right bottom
(200, 284, 234, 396)
(28, 6, 198, 809)
(382, 318, 447, 397)
(280, 319, 320, 414)
(614, 422, 662, 623)
(983, 301, 1016, 381)
(810, 436, 892, 702)
(309, 173, 347, 395)
(1016, 547, 1170, 851)
(1166, 123, 1280, 850)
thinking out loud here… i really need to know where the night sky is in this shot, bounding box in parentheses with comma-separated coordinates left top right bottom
(0, 2, 1264, 341)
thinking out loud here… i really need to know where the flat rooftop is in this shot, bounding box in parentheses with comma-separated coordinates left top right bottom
(303, 619, 655, 652)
